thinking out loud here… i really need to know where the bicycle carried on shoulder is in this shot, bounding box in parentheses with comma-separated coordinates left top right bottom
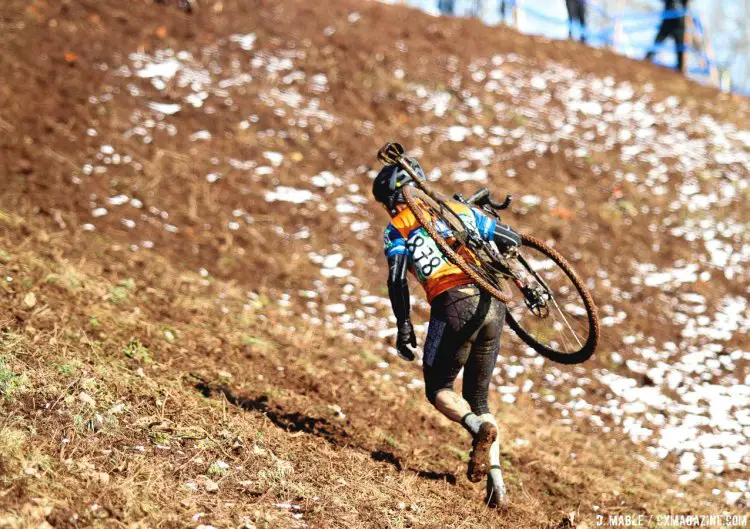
(378, 142, 600, 364)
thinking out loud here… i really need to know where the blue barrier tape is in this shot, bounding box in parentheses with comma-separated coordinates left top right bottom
(517, 11, 715, 66)
(630, 42, 700, 54)
(643, 41, 712, 64)
(428, 0, 743, 88)
(470, 1, 720, 81)
(527, 19, 609, 45)
(646, 42, 705, 56)
(504, 0, 690, 24)
(517, 4, 707, 51)
(615, 8, 692, 23)
(618, 22, 691, 34)
(504, 2, 698, 36)
(511, 4, 568, 25)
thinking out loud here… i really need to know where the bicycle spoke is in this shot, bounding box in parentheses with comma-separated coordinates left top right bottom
(558, 305, 591, 331)
(480, 259, 515, 281)
(505, 237, 596, 359)
(548, 304, 574, 353)
(550, 296, 584, 348)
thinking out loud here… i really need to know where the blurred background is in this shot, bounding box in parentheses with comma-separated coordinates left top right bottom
(385, 0, 750, 94)
(1, 0, 748, 525)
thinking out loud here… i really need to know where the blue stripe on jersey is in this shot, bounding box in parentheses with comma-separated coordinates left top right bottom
(434, 219, 452, 239)
(384, 224, 407, 257)
(386, 239, 407, 257)
(472, 209, 497, 241)
(485, 218, 497, 241)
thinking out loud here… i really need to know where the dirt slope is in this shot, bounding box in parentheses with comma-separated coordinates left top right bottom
(1, 0, 749, 527)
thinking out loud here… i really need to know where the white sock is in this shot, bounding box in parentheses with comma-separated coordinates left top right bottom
(487, 467, 507, 502)
(460, 412, 483, 437)
(479, 414, 506, 501)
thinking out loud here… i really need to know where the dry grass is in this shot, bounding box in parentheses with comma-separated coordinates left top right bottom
(0, 215, 732, 528)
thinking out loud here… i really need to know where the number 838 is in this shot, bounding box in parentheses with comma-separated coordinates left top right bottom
(407, 234, 443, 278)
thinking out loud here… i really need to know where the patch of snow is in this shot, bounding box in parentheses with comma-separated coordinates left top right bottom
(264, 187, 318, 204)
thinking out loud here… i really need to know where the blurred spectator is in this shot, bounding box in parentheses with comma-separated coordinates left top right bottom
(646, 0, 689, 72)
(498, 0, 510, 23)
(566, 0, 587, 43)
(438, 0, 455, 15)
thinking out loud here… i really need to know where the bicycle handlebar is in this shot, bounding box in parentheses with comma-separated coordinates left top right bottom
(489, 194, 512, 210)
(466, 188, 490, 205)
(465, 187, 512, 210)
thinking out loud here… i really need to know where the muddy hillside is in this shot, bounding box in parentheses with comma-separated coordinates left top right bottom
(0, 0, 748, 527)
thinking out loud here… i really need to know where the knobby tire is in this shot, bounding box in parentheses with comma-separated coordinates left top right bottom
(505, 234, 600, 364)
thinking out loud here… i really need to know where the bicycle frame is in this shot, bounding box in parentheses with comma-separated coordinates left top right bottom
(380, 141, 552, 309)
(377, 142, 599, 362)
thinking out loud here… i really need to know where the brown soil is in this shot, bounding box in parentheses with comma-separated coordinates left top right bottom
(0, 0, 748, 528)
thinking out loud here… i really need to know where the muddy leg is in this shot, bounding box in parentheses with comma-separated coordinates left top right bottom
(480, 413, 507, 506)
(434, 390, 497, 483)
(434, 389, 479, 431)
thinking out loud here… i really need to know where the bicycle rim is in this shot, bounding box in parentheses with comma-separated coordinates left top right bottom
(505, 234, 599, 364)
(403, 186, 513, 304)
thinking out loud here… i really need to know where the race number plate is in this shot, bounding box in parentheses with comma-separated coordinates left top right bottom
(406, 228, 448, 282)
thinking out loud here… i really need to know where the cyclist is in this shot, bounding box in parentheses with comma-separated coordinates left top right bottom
(373, 157, 521, 507)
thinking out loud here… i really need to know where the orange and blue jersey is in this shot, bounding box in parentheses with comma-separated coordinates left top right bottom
(383, 200, 497, 303)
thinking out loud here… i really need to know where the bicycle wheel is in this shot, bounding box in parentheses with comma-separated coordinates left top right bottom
(504, 234, 599, 364)
(402, 186, 513, 303)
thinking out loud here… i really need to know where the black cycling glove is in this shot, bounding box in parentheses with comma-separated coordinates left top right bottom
(396, 320, 417, 361)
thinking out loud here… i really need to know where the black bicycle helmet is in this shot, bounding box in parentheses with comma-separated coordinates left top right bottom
(372, 157, 426, 213)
